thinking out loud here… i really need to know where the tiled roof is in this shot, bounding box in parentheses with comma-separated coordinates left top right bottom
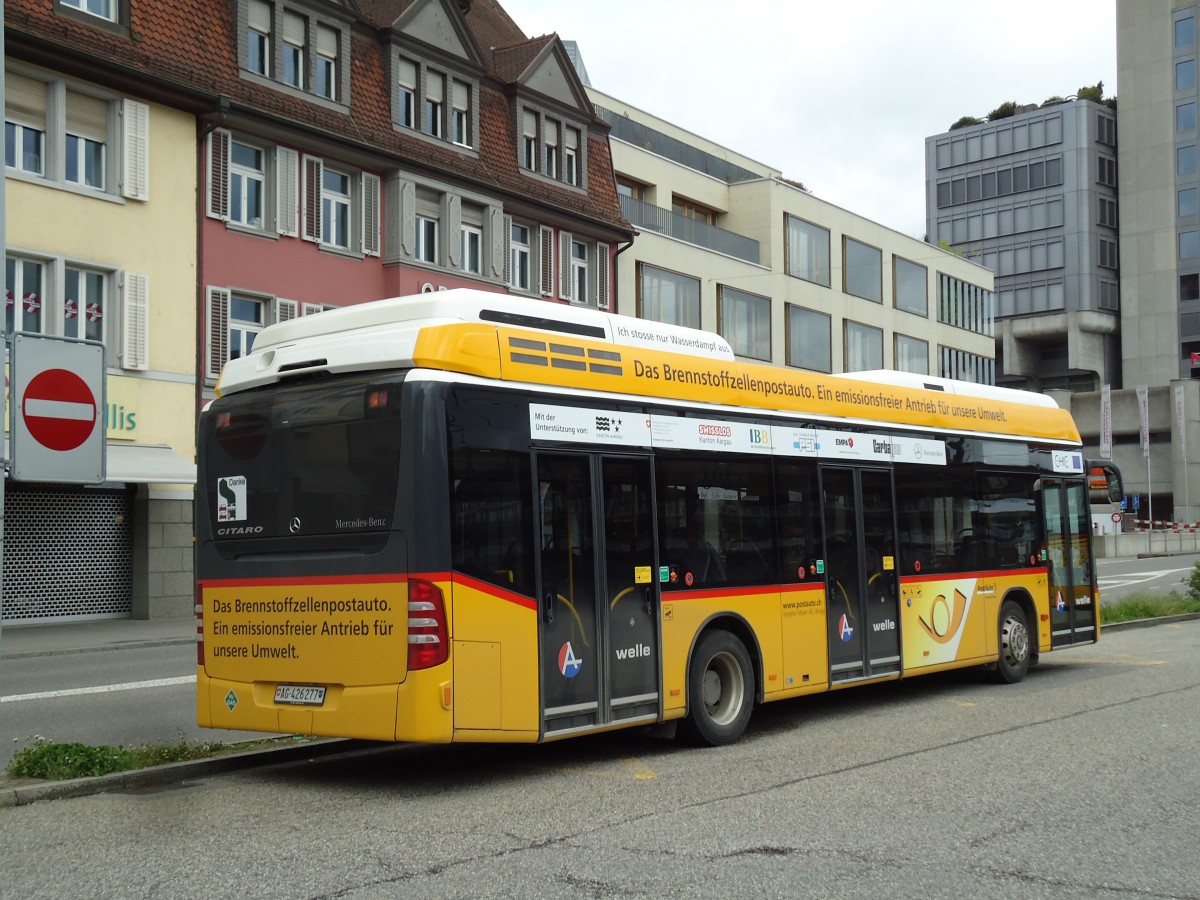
(491, 34, 554, 84)
(5, 0, 630, 236)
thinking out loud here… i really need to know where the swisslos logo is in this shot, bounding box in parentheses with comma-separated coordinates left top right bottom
(698, 424, 732, 437)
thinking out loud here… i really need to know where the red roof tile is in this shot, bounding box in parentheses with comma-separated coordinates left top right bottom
(4, 0, 630, 236)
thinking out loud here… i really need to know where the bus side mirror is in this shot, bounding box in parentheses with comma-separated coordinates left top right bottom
(1088, 461, 1124, 505)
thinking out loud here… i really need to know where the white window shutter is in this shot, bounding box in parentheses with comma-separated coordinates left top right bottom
(274, 298, 298, 323)
(302, 155, 323, 242)
(207, 129, 230, 220)
(276, 146, 298, 236)
(120, 271, 149, 371)
(597, 241, 611, 311)
(122, 99, 150, 201)
(302, 302, 325, 316)
(559, 230, 573, 301)
(206, 286, 231, 382)
(502, 214, 512, 286)
(361, 172, 381, 257)
(539, 226, 554, 297)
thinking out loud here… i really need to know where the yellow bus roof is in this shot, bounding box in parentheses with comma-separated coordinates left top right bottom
(217, 289, 1079, 444)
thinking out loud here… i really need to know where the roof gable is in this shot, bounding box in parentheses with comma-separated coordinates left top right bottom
(393, 0, 484, 67)
(503, 35, 591, 115)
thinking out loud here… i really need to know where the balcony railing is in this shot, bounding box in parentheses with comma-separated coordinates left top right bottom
(620, 195, 759, 264)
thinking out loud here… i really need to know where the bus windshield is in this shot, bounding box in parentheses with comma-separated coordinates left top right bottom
(200, 373, 405, 540)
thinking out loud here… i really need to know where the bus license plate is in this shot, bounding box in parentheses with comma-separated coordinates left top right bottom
(274, 685, 326, 706)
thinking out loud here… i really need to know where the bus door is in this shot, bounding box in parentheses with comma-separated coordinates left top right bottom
(535, 452, 660, 738)
(1042, 478, 1097, 646)
(820, 466, 902, 682)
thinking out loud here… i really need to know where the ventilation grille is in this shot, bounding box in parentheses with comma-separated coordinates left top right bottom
(2, 486, 133, 622)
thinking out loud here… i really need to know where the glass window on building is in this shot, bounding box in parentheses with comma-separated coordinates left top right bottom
(894, 333, 929, 375)
(843, 237, 882, 303)
(1179, 102, 1197, 134)
(893, 256, 928, 317)
(785, 305, 831, 373)
(785, 215, 830, 286)
(1180, 145, 1198, 175)
(1181, 187, 1198, 219)
(1177, 16, 1196, 48)
(1180, 230, 1200, 260)
(1179, 59, 1197, 92)
(718, 285, 770, 361)
(844, 320, 883, 372)
(638, 263, 700, 329)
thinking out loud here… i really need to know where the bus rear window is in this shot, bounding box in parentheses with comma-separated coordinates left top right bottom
(201, 374, 404, 539)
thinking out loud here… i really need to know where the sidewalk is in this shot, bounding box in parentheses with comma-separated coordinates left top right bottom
(0, 616, 195, 659)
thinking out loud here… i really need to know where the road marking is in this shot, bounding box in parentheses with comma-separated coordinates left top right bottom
(1098, 568, 1191, 590)
(0, 675, 195, 703)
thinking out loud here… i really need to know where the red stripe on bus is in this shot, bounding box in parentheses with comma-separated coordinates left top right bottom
(450, 572, 539, 611)
(898, 566, 1046, 584)
(662, 583, 821, 602)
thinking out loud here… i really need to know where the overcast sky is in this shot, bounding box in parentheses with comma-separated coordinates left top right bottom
(500, 0, 1117, 240)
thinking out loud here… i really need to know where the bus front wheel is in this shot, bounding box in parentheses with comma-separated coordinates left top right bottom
(680, 630, 754, 746)
(994, 600, 1032, 684)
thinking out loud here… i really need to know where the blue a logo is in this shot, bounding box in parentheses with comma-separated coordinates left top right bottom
(558, 641, 583, 678)
(838, 614, 854, 642)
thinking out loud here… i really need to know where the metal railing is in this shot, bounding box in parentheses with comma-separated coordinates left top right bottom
(619, 195, 760, 264)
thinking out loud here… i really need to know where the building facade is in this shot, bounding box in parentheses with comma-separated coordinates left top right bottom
(590, 88, 998, 381)
(925, 98, 1121, 394)
(4, 0, 630, 622)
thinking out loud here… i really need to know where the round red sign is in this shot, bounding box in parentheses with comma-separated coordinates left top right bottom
(21, 368, 98, 451)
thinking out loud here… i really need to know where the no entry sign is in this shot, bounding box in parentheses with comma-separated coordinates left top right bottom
(10, 333, 106, 483)
(23, 368, 97, 451)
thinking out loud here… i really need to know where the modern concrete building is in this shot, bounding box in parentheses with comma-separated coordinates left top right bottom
(590, 88, 999, 382)
(924, 98, 1121, 394)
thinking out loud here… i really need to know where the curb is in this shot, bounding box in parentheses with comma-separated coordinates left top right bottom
(0, 737, 375, 809)
(1101, 611, 1200, 631)
(0, 637, 195, 661)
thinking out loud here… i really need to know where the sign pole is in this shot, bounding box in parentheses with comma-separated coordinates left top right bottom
(1, 12, 8, 659)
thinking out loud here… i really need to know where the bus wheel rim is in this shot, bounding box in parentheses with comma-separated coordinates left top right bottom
(702, 650, 744, 725)
(1001, 614, 1029, 666)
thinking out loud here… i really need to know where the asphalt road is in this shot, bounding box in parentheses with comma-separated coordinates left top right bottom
(1, 620, 1196, 898)
(0, 643, 260, 770)
(1096, 552, 1200, 605)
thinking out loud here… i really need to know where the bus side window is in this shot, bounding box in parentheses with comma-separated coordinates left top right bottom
(449, 446, 534, 597)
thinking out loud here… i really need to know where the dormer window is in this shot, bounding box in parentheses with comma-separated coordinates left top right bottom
(519, 105, 587, 189)
(282, 12, 305, 89)
(451, 80, 471, 146)
(315, 25, 339, 100)
(392, 54, 477, 151)
(424, 72, 444, 138)
(60, 0, 116, 22)
(522, 110, 539, 170)
(237, 0, 349, 107)
(397, 60, 417, 128)
(247, 0, 272, 76)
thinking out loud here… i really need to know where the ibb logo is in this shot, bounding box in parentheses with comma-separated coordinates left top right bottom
(748, 429, 768, 444)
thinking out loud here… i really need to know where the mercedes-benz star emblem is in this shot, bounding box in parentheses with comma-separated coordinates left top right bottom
(289, 517, 302, 534)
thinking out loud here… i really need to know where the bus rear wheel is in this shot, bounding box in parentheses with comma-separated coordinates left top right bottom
(680, 630, 754, 746)
(994, 599, 1032, 684)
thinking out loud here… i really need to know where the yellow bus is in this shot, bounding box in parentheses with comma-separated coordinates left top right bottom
(196, 289, 1120, 746)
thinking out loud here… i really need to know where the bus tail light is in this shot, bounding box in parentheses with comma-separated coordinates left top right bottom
(407, 579, 448, 670)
